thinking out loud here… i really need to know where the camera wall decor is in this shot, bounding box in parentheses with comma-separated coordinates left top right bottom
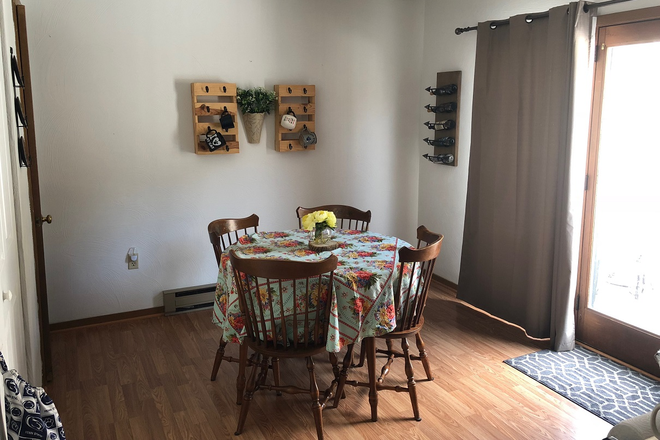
(422, 71, 461, 167)
(274, 85, 316, 152)
(191, 83, 239, 155)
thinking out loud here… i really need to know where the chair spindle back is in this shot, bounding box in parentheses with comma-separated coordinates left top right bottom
(229, 251, 338, 352)
(208, 214, 259, 265)
(296, 205, 371, 232)
(393, 226, 443, 332)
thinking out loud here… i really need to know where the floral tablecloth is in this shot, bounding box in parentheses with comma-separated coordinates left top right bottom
(212, 229, 417, 352)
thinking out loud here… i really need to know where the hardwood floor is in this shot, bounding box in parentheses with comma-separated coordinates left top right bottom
(46, 283, 613, 439)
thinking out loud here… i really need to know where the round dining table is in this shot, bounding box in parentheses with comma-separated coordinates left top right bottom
(212, 228, 417, 353)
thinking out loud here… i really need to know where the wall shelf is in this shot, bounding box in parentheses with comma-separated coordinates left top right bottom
(191, 83, 239, 155)
(423, 71, 461, 166)
(274, 85, 316, 152)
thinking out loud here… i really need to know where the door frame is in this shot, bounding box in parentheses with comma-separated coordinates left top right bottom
(576, 6, 660, 376)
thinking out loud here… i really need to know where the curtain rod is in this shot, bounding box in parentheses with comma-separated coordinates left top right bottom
(455, 0, 634, 35)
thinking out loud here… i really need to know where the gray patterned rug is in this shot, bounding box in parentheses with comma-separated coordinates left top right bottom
(504, 346, 660, 425)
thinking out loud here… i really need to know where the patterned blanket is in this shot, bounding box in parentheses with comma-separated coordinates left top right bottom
(1, 351, 65, 440)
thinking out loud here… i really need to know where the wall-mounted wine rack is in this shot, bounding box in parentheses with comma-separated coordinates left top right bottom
(275, 84, 316, 152)
(422, 71, 461, 167)
(191, 82, 239, 155)
(11, 47, 29, 167)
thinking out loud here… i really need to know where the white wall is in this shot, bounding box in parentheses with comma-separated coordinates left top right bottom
(418, 0, 660, 284)
(26, 0, 660, 323)
(22, 0, 425, 323)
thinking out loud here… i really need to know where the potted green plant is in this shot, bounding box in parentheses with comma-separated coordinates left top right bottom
(236, 87, 277, 143)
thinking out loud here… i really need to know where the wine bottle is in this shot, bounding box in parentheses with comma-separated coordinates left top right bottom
(425, 84, 458, 96)
(423, 153, 455, 164)
(425, 102, 457, 113)
(424, 120, 456, 130)
(423, 137, 455, 147)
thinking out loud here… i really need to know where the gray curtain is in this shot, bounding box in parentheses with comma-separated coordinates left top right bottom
(458, 2, 593, 350)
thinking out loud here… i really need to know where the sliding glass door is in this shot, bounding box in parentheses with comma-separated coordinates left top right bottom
(577, 8, 660, 376)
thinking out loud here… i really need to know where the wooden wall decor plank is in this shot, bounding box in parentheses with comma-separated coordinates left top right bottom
(278, 140, 315, 152)
(195, 123, 238, 136)
(191, 82, 239, 155)
(431, 71, 461, 167)
(275, 84, 316, 153)
(192, 83, 237, 96)
(277, 103, 315, 115)
(276, 84, 316, 96)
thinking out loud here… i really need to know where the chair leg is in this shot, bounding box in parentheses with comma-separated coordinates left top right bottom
(415, 333, 434, 381)
(378, 339, 395, 383)
(306, 356, 324, 440)
(271, 357, 282, 396)
(211, 337, 228, 381)
(402, 337, 421, 421)
(328, 352, 340, 403)
(236, 342, 248, 405)
(352, 342, 367, 368)
(329, 352, 340, 382)
(235, 353, 260, 435)
(365, 337, 378, 422)
(258, 356, 270, 386)
(333, 344, 354, 408)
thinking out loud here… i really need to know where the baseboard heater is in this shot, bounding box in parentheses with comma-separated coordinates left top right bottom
(163, 283, 216, 315)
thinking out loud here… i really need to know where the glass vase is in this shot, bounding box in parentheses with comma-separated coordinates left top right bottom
(312, 225, 332, 244)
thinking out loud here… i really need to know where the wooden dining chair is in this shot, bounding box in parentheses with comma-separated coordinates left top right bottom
(335, 226, 443, 422)
(296, 204, 371, 231)
(207, 214, 259, 404)
(229, 250, 340, 440)
(208, 214, 259, 266)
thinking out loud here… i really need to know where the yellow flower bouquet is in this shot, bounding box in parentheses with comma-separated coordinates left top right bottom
(302, 210, 337, 244)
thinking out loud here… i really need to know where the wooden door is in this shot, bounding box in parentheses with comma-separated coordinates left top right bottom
(576, 7, 660, 376)
(0, 10, 28, 430)
(12, 0, 53, 382)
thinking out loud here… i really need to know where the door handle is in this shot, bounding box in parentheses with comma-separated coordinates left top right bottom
(37, 214, 52, 225)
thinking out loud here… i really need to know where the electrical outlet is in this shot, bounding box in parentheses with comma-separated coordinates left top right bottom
(127, 247, 139, 270)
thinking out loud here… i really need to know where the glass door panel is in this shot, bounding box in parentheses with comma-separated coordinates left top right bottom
(576, 9, 660, 376)
(588, 42, 660, 336)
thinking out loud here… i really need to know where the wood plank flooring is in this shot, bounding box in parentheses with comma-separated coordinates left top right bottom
(45, 283, 613, 439)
